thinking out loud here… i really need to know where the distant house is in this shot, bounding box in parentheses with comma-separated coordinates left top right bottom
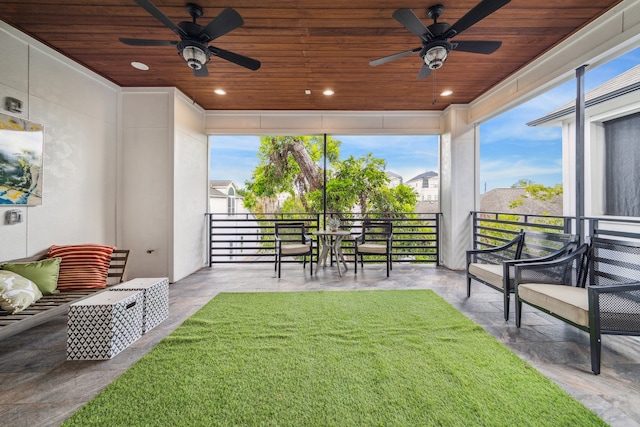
(406, 171, 439, 202)
(209, 180, 247, 215)
(480, 188, 562, 216)
(209, 180, 259, 260)
(386, 171, 403, 188)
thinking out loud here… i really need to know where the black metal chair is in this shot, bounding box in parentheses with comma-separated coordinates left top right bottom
(467, 231, 578, 320)
(354, 221, 393, 277)
(514, 237, 640, 374)
(274, 222, 314, 278)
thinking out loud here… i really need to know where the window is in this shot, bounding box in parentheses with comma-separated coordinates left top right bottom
(227, 196, 236, 215)
(604, 112, 640, 217)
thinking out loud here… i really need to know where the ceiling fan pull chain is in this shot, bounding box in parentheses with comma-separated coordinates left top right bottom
(432, 71, 437, 106)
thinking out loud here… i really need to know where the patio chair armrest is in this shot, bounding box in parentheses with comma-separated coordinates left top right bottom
(513, 243, 589, 287)
(467, 234, 523, 265)
(503, 244, 574, 268)
(588, 282, 640, 333)
(303, 233, 314, 246)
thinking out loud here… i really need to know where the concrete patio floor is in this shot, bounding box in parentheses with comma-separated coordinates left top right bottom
(0, 262, 639, 426)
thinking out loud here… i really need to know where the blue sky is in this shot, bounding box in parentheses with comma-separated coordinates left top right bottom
(210, 47, 640, 191)
(480, 47, 640, 191)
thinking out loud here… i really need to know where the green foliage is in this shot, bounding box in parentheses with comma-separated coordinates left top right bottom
(245, 136, 418, 217)
(509, 179, 563, 211)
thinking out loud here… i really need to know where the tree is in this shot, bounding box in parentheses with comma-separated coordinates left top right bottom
(243, 136, 341, 213)
(509, 179, 563, 211)
(244, 136, 417, 217)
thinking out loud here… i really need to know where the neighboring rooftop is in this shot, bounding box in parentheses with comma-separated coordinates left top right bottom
(480, 188, 562, 216)
(528, 64, 640, 126)
(406, 171, 438, 188)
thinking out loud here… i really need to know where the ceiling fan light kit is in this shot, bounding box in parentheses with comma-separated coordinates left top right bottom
(179, 43, 209, 71)
(424, 45, 449, 70)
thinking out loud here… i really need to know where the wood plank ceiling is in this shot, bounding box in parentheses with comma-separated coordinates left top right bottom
(0, 0, 624, 111)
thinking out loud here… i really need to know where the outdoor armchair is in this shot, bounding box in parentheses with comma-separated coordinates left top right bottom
(514, 237, 640, 374)
(274, 222, 314, 278)
(467, 230, 578, 320)
(354, 221, 393, 277)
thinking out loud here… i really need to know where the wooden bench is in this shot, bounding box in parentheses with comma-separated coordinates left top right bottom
(0, 249, 129, 341)
(514, 237, 640, 374)
(466, 230, 578, 320)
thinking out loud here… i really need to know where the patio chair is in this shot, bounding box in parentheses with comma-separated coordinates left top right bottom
(274, 222, 314, 278)
(466, 230, 579, 320)
(514, 237, 640, 374)
(354, 221, 393, 277)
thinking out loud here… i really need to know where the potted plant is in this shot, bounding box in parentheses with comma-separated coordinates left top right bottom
(328, 217, 341, 232)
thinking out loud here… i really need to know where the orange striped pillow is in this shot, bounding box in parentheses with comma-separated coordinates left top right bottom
(47, 244, 115, 290)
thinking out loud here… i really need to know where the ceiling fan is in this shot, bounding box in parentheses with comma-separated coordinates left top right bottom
(119, 0, 260, 77)
(370, 0, 510, 79)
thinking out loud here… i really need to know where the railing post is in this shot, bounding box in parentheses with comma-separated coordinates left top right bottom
(206, 213, 212, 267)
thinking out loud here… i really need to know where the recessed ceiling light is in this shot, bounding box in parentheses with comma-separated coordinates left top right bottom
(214, 89, 227, 95)
(440, 90, 453, 96)
(131, 61, 149, 71)
(323, 89, 334, 96)
(305, 90, 311, 95)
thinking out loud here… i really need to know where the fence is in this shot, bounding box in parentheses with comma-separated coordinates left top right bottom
(206, 212, 440, 266)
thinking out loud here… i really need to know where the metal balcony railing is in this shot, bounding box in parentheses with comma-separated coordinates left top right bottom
(206, 212, 440, 266)
(470, 211, 575, 250)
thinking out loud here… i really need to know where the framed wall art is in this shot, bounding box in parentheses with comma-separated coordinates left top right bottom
(0, 112, 44, 206)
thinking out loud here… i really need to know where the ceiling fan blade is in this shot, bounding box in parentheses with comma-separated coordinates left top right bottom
(446, 0, 511, 38)
(133, 0, 188, 38)
(200, 7, 244, 42)
(209, 46, 261, 71)
(194, 64, 209, 77)
(119, 37, 177, 46)
(392, 9, 433, 40)
(417, 63, 432, 80)
(369, 47, 421, 66)
(453, 40, 502, 54)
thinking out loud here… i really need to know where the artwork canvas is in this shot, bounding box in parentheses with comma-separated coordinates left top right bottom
(0, 113, 44, 205)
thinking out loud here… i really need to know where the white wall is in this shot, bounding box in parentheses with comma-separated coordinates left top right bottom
(0, 22, 207, 283)
(119, 89, 172, 279)
(172, 92, 208, 282)
(439, 105, 476, 270)
(0, 22, 119, 261)
(119, 88, 206, 282)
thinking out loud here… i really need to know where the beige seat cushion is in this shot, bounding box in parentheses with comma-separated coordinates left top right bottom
(357, 243, 387, 254)
(518, 284, 589, 327)
(280, 244, 310, 255)
(468, 263, 504, 288)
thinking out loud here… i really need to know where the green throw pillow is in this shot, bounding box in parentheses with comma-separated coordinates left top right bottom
(1, 257, 61, 295)
(0, 270, 43, 314)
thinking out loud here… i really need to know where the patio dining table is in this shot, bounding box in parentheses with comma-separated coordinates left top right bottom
(312, 230, 351, 277)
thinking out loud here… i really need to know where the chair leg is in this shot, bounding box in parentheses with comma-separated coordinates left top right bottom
(354, 252, 358, 274)
(515, 299, 522, 328)
(590, 328, 602, 375)
(310, 254, 313, 276)
(467, 276, 472, 297)
(277, 257, 282, 278)
(386, 254, 390, 277)
(503, 292, 510, 321)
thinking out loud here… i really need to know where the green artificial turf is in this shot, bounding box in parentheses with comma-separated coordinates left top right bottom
(63, 290, 606, 426)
